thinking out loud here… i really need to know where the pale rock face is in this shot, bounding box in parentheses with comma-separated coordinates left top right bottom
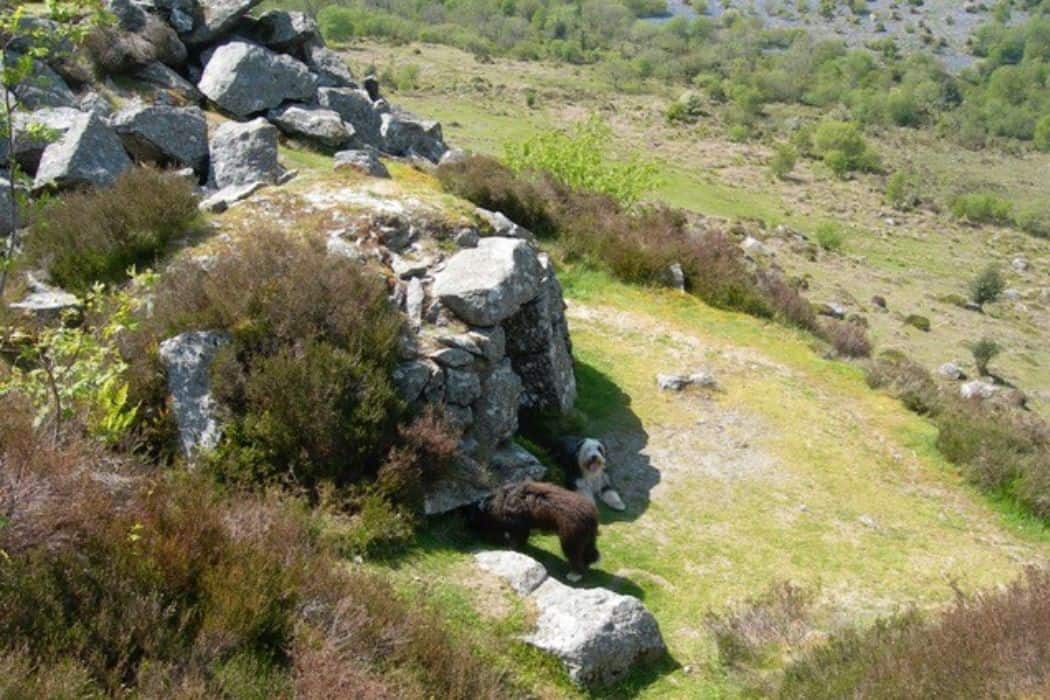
(158, 331, 229, 456)
(197, 41, 317, 118)
(267, 103, 355, 150)
(433, 237, 543, 326)
(208, 117, 281, 189)
(33, 112, 132, 191)
(474, 550, 549, 595)
(961, 380, 997, 400)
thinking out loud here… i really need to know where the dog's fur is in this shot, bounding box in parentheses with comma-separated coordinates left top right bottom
(468, 480, 600, 579)
(554, 436, 626, 511)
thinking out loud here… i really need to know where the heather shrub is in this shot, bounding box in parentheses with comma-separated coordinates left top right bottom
(779, 566, 1050, 699)
(25, 167, 201, 291)
(820, 319, 871, 358)
(705, 581, 814, 669)
(865, 350, 941, 415)
(950, 192, 1013, 225)
(969, 265, 1005, 306)
(141, 229, 403, 486)
(903, 314, 931, 332)
(436, 155, 555, 236)
(757, 270, 818, 332)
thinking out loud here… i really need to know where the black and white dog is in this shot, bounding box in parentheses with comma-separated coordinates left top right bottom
(554, 437, 626, 512)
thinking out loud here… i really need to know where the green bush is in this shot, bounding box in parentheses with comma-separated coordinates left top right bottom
(884, 170, 922, 211)
(1015, 205, 1050, 238)
(503, 115, 659, 207)
(769, 143, 797, 180)
(971, 337, 1002, 376)
(811, 120, 881, 177)
(25, 167, 201, 292)
(950, 192, 1013, 225)
(144, 228, 404, 487)
(903, 314, 931, 332)
(814, 221, 844, 251)
(968, 265, 1005, 306)
(1036, 114, 1050, 152)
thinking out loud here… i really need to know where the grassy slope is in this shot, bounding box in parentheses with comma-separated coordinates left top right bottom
(247, 145, 1050, 697)
(354, 40, 1050, 418)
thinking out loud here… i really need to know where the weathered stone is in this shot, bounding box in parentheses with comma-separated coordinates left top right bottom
(475, 550, 548, 595)
(656, 374, 690, 392)
(423, 441, 544, 515)
(525, 577, 666, 688)
(1012, 256, 1029, 272)
(662, 263, 685, 291)
(198, 41, 317, 118)
(183, 0, 265, 45)
(443, 404, 474, 431)
(471, 359, 522, 451)
(476, 207, 532, 239)
(422, 360, 446, 404)
(158, 331, 229, 456)
(380, 111, 447, 162)
(504, 254, 575, 412)
(33, 112, 132, 191)
(392, 360, 431, 403)
(198, 181, 268, 213)
(244, 10, 319, 51)
(107, 0, 149, 31)
(208, 117, 281, 189)
(133, 61, 203, 104)
(446, 369, 482, 406)
(430, 347, 474, 368)
(7, 59, 76, 110)
(267, 103, 354, 150)
(439, 147, 467, 167)
(468, 326, 506, 362)
(317, 87, 382, 147)
(304, 41, 355, 88)
(817, 302, 847, 320)
(938, 362, 967, 381)
(390, 252, 435, 279)
(433, 237, 543, 326)
(110, 104, 209, 172)
(0, 175, 15, 235)
(333, 148, 389, 178)
(454, 227, 479, 248)
(742, 236, 772, 258)
(961, 380, 997, 400)
(2, 107, 81, 175)
(404, 277, 424, 328)
(9, 274, 79, 318)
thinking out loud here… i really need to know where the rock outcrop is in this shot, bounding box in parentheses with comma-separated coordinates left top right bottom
(158, 331, 229, 456)
(109, 104, 209, 173)
(475, 550, 666, 687)
(198, 40, 318, 118)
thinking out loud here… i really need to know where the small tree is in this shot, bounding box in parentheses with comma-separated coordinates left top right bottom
(0, 0, 106, 301)
(769, 143, 797, 180)
(968, 265, 1005, 306)
(971, 338, 1001, 377)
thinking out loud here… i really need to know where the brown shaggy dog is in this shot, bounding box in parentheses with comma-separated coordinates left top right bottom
(468, 480, 600, 580)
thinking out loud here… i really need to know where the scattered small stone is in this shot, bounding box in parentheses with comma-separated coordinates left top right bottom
(1012, 257, 1029, 272)
(817, 302, 847, 320)
(938, 362, 967, 381)
(656, 372, 717, 391)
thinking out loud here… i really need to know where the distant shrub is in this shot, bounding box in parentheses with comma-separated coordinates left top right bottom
(144, 229, 403, 487)
(317, 6, 357, 42)
(1035, 114, 1050, 152)
(884, 170, 922, 211)
(436, 155, 555, 236)
(25, 167, 201, 291)
(503, 115, 659, 207)
(968, 265, 1005, 306)
(769, 143, 797, 180)
(903, 314, 931, 332)
(757, 270, 817, 332)
(813, 221, 845, 251)
(970, 337, 1001, 377)
(666, 91, 704, 124)
(727, 123, 751, 142)
(950, 192, 1013, 225)
(811, 120, 881, 177)
(780, 566, 1050, 699)
(821, 319, 871, 358)
(1015, 205, 1050, 238)
(865, 350, 941, 415)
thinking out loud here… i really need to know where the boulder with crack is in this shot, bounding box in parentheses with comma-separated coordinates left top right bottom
(110, 104, 209, 173)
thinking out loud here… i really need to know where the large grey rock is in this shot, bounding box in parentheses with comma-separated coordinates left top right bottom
(267, 103, 354, 150)
(380, 110, 447, 162)
(504, 254, 576, 413)
(333, 148, 389, 177)
(471, 359, 522, 452)
(961, 380, 997, 400)
(183, 0, 264, 45)
(33, 112, 132, 191)
(244, 10, 319, 52)
(133, 61, 203, 104)
(423, 441, 545, 515)
(1, 107, 82, 175)
(317, 87, 381, 147)
(475, 550, 549, 595)
(304, 41, 355, 88)
(525, 577, 665, 687)
(433, 237, 543, 326)
(476, 207, 532, 239)
(198, 41, 317, 118)
(158, 331, 229, 456)
(7, 59, 76, 110)
(392, 360, 432, 403)
(208, 117, 280, 189)
(110, 104, 209, 172)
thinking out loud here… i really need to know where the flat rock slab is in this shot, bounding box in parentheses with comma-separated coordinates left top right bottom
(433, 237, 543, 326)
(159, 331, 229, 456)
(474, 550, 666, 687)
